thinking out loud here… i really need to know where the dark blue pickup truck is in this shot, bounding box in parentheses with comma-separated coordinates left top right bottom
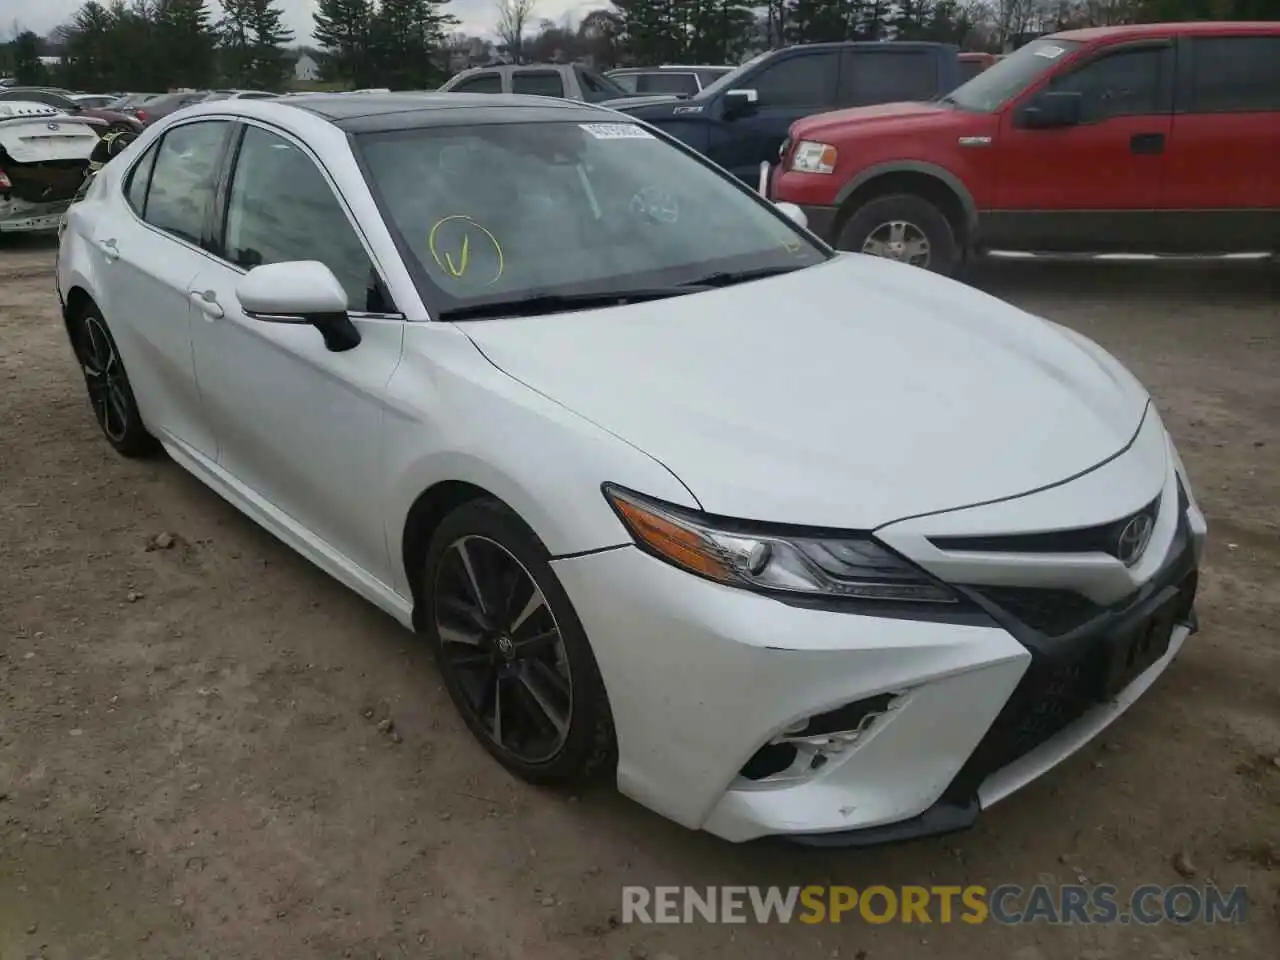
(614, 42, 963, 184)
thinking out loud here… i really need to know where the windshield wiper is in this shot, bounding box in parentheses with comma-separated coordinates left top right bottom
(437, 287, 700, 321)
(679, 265, 804, 288)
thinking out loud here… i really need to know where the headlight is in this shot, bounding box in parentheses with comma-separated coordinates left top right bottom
(604, 485, 956, 603)
(789, 140, 837, 175)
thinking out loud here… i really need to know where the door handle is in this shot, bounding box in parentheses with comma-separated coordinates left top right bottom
(98, 238, 119, 261)
(1130, 132, 1165, 155)
(189, 289, 224, 320)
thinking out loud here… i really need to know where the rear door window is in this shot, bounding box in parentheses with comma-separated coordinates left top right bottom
(124, 142, 160, 214)
(141, 120, 230, 245)
(838, 50, 940, 107)
(512, 70, 566, 98)
(609, 73, 639, 93)
(1185, 36, 1280, 112)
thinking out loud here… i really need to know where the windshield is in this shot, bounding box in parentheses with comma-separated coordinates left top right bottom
(357, 120, 827, 316)
(945, 39, 1083, 113)
(697, 50, 772, 99)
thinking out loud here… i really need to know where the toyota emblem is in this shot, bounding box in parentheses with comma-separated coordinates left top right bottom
(1116, 514, 1155, 566)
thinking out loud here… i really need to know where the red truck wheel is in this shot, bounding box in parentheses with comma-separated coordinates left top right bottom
(838, 194, 958, 275)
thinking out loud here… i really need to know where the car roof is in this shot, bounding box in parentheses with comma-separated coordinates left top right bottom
(256, 91, 610, 132)
(1050, 20, 1280, 42)
(452, 63, 574, 75)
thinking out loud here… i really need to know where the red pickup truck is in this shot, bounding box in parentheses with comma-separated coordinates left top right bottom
(770, 22, 1280, 274)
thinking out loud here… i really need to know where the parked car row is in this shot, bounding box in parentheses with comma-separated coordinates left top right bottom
(0, 86, 143, 132)
(437, 24, 1276, 270)
(768, 20, 1280, 271)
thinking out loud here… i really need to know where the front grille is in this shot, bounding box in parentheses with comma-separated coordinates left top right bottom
(945, 643, 1105, 800)
(930, 495, 1162, 563)
(968, 586, 1102, 637)
(944, 563, 1199, 802)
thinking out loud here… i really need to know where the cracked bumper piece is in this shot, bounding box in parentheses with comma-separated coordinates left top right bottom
(551, 544, 1030, 842)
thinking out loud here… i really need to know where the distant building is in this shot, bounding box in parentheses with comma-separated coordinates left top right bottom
(294, 54, 320, 83)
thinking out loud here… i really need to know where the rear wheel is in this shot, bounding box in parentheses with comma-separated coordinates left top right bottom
(837, 193, 959, 275)
(421, 499, 616, 786)
(70, 303, 159, 457)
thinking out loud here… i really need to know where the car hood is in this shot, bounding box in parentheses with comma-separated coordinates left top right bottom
(461, 255, 1150, 529)
(792, 100, 959, 140)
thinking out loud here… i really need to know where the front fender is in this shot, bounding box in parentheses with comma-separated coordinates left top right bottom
(383, 322, 700, 600)
(834, 159, 978, 232)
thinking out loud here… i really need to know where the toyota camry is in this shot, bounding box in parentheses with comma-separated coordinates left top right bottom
(56, 93, 1205, 845)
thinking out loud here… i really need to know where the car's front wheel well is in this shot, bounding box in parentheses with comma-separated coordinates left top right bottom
(837, 171, 971, 249)
(402, 480, 507, 631)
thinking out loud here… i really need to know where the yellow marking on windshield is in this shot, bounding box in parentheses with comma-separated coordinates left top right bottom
(428, 215, 504, 285)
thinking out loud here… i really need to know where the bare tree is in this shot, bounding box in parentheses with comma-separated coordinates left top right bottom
(495, 0, 536, 63)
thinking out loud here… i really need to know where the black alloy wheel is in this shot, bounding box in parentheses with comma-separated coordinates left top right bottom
(423, 500, 615, 785)
(72, 305, 158, 457)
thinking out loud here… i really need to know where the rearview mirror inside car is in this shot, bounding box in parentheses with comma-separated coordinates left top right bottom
(1019, 91, 1083, 129)
(236, 261, 361, 353)
(723, 88, 759, 119)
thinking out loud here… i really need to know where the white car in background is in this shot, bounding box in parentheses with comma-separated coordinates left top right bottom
(56, 93, 1205, 845)
(1, 101, 101, 234)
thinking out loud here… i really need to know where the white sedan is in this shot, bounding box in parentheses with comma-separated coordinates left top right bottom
(56, 93, 1205, 845)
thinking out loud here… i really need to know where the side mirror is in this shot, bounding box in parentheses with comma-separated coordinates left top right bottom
(723, 88, 759, 119)
(236, 261, 362, 353)
(774, 201, 808, 230)
(1019, 91, 1082, 129)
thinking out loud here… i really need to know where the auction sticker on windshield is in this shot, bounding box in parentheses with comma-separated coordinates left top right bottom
(1034, 44, 1066, 58)
(579, 123, 654, 140)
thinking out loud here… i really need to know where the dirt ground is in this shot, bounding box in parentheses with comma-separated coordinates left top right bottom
(1, 237, 1276, 960)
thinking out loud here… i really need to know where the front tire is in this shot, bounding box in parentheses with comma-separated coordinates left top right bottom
(837, 193, 959, 275)
(421, 499, 616, 786)
(70, 303, 159, 457)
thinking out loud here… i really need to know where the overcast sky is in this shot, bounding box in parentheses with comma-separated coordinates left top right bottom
(0, 0, 594, 42)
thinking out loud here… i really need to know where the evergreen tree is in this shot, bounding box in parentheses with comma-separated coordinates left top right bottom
(12, 30, 46, 85)
(684, 1, 756, 63)
(247, 0, 294, 90)
(63, 2, 114, 91)
(154, 0, 216, 88)
(220, 0, 293, 89)
(612, 0, 682, 63)
(217, 0, 255, 84)
(314, 0, 374, 85)
(369, 0, 456, 89)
